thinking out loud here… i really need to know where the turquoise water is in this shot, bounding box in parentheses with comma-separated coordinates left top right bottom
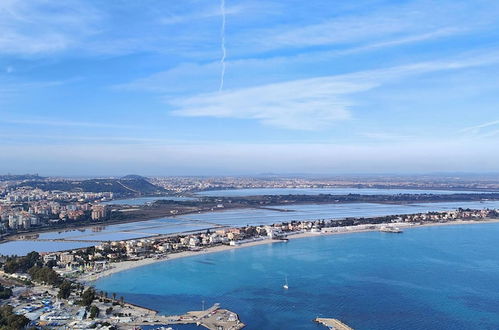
(95, 223, 499, 330)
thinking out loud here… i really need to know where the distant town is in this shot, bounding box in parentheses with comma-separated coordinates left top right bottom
(2, 174, 499, 240)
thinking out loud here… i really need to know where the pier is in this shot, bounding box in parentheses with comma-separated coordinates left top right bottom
(314, 317, 354, 330)
(130, 303, 245, 330)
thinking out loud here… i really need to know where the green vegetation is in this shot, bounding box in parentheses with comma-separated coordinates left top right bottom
(89, 305, 100, 319)
(57, 281, 72, 299)
(80, 288, 96, 306)
(2, 251, 41, 274)
(0, 305, 29, 330)
(17, 177, 164, 195)
(28, 266, 61, 286)
(0, 285, 12, 300)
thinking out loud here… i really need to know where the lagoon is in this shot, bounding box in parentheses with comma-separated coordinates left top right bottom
(2, 200, 499, 255)
(194, 187, 488, 197)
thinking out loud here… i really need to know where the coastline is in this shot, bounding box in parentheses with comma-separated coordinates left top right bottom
(78, 218, 499, 283)
(6, 196, 499, 243)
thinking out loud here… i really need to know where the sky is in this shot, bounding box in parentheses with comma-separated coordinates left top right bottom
(1, 0, 499, 176)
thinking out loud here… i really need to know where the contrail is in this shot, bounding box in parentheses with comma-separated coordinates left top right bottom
(219, 0, 226, 91)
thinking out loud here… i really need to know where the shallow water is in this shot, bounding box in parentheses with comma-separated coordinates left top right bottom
(2, 200, 499, 255)
(194, 187, 489, 197)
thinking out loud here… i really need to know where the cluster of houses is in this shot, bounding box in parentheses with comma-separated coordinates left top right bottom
(0, 188, 114, 232)
(38, 208, 499, 276)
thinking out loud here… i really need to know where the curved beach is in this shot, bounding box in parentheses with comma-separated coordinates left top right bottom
(79, 219, 499, 283)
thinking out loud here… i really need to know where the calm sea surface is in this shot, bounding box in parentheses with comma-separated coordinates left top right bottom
(95, 223, 499, 330)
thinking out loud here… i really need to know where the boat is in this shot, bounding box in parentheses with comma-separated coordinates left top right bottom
(380, 226, 403, 233)
(283, 276, 289, 290)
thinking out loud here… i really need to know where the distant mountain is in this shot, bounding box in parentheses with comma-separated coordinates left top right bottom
(16, 177, 165, 196)
(0, 174, 44, 181)
(121, 174, 148, 180)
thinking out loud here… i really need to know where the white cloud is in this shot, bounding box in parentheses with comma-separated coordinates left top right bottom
(159, 4, 245, 25)
(461, 120, 499, 133)
(170, 77, 373, 130)
(460, 120, 499, 138)
(0, 0, 101, 55)
(113, 62, 221, 95)
(168, 50, 499, 130)
(243, 0, 499, 53)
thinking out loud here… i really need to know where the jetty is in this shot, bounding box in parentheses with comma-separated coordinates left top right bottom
(314, 317, 354, 330)
(130, 303, 245, 330)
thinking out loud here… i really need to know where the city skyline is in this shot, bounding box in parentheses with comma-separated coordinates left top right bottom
(1, 0, 499, 175)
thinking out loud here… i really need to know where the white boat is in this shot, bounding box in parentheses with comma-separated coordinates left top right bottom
(283, 276, 289, 290)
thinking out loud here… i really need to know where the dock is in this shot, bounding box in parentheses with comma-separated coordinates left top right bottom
(130, 303, 245, 330)
(314, 317, 354, 330)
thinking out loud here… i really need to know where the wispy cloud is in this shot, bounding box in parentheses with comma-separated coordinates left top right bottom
(461, 120, 499, 132)
(170, 77, 369, 130)
(460, 120, 499, 138)
(169, 51, 499, 130)
(0, 0, 101, 55)
(159, 4, 244, 25)
(242, 0, 499, 53)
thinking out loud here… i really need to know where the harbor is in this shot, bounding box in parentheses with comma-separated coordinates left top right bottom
(128, 303, 245, 330)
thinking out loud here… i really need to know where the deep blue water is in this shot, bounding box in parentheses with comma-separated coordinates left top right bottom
(95, 223, 499, 330)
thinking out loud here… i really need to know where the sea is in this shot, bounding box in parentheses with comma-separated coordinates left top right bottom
(95, 223, 499, 330)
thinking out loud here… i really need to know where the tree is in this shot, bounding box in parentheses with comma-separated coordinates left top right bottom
(80, 288, 95, 306)
(0, 305, 29, 330)
(28, 266, 61, 286)
(0, 285, 12, 299)
(46, 259, 57, 268)
(57, 281, 72, 299)
(89, 305, 99, 319)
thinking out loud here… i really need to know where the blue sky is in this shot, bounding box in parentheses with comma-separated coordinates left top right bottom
(1, 0, 499, 176)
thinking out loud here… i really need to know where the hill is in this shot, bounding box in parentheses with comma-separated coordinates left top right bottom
(16, 177, 165, 196)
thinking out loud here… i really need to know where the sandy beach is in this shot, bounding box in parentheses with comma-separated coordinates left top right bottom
(78, 219, 499, 283)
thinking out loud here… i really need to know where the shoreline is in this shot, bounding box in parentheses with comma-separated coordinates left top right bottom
(78, 218, 499, 283)
(5, 196, 499, 243)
